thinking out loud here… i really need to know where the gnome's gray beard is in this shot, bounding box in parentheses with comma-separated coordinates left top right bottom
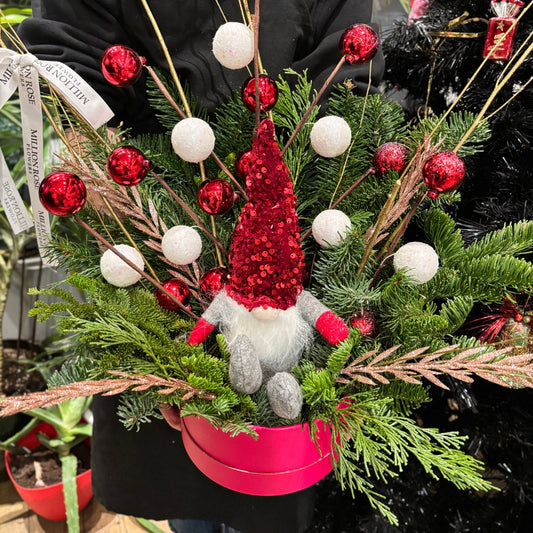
(205, 290, 314, 377)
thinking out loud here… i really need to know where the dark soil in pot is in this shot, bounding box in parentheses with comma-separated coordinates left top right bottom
(1, 340, 46, 396)
(8, 441, 91, 488)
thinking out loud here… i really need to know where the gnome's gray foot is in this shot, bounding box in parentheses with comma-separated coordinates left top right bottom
(229, 335, 262, 394)
(266, 372, 303, 420)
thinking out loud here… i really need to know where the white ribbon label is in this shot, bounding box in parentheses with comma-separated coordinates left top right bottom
(0, 49, 114, 265)
(0, 151, 33, 234)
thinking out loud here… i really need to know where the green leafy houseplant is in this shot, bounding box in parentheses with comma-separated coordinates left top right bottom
(1, 4, 533, 527)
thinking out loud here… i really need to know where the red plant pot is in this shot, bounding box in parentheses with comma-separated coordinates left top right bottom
(181, 415, 335, 496)
(4, 422, 93, 521)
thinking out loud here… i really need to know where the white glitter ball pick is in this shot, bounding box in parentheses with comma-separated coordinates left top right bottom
(393, 242, 439, 284)
(161, 225, 203, 265)
(212, 22, 254, 70)
(100, 244, 144, 287)
(171, 118, 216, 163)
(312, 209, 352, 248)
(310, 116, 352, 158)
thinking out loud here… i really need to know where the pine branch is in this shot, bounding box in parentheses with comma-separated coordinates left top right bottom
(0, 371, 215, 417)
(338, 344, 533, 389)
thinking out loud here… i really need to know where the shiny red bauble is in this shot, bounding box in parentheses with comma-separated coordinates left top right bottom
(107, 146, 152, 186)
(39, 172, 86, 216)
(200, 267, 229, 299)
(241, 75, 279, 112)
(235, 149, 253, 179)
(422, 151, 466, 199)
(373, 142, 408, 175)
(101, 45, 144, 87)
(340, 24, 380, 64)
(155, 278, 191, 311)
(197, 179, 235, 215)
(349, 309, 378, 338)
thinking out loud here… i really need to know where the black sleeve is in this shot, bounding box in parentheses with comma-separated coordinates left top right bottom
(18, 0, 152, 131)
(293, 0, 384, 94)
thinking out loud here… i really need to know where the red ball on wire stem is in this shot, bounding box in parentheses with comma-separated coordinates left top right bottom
(241, 74, 279, 112)
(39, 172, 87, 216)
(101, 45, 144, 87)
(340, 24, 380, 64)
(235, 149, 253, 180)
(197, 179, 235, 215)
(107, 146, 152, 186)
(200, 267, 230, 300)
(155, 278, 191, 311)
(372, 142, 408, 176)
(422, 151, 466, 199)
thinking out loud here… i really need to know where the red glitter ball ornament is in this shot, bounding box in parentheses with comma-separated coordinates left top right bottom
(423, 151, 466, 199)
(101, 45, 144, 87)
(107, 146, 152, 186)
(155, 278, 191, 311)
(340, 24, 380, 64)
(197, 179, 235, 215)
(241, 75, 279, 112)
(349, 309, 378, 338)
(235, 149, 253, 179)
(200, 267, 230, 299)
(39, 172, 86, 216)
(373, 142, 408, 175)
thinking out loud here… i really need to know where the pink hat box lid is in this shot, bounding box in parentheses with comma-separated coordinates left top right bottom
(181, 415, 334, 496)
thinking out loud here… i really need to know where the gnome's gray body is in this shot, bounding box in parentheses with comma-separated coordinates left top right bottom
(200, 289, 331, 419)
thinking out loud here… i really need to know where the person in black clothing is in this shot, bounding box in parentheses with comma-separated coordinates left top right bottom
(19, 2, 383, 532)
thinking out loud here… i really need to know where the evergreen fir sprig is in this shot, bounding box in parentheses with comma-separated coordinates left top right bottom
(117, 393, 164, 431)
(338, 344, 533, 389)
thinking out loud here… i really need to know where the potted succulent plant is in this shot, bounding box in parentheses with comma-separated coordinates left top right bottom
(2, 396, 93, 532)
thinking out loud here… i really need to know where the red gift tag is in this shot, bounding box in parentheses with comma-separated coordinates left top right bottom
(483, 16, 518, 61)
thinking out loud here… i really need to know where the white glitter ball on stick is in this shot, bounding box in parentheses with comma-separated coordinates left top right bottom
(171, 118, 215, 163)
(161, 225, 203, 265)
(312, 209, 352, 248)
(310, 116, 352, 158)
(212, 22, 254, 70)
(393, 242, 439, 284)
(100, 244, 144, 287)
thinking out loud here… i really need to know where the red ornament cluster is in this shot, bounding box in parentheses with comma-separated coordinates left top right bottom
(422, 151, 466, 199)
(107, 146, 152, 186)
(226, 119, 305, 310)
(197, 179, 235, 215)
(155, 278, 191, 311)
(101, 45, 144, 87)
(350, 309, 378, 338)
(373, 142, 408, 175)
(200, 267, 230, 300)
(340, 24, 380, 65)
(241, 75, 279, 112)
(39, 172, 86, 216)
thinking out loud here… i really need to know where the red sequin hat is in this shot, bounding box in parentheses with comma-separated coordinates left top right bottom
(226, 119, 305, 310)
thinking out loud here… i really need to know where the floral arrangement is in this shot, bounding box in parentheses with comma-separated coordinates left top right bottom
(1, 1, 533, 525)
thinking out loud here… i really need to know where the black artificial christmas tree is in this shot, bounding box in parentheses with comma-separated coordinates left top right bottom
(348, 2, 533, 531)
(383, 0, 532, 226)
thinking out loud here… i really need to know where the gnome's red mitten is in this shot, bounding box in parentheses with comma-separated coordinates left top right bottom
(316, 310, 349, 345)
(297, 291, 349, 345)
(188, 318, 216, 345)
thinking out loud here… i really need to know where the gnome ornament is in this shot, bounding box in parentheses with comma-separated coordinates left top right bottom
(188, 119, 348, 419)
